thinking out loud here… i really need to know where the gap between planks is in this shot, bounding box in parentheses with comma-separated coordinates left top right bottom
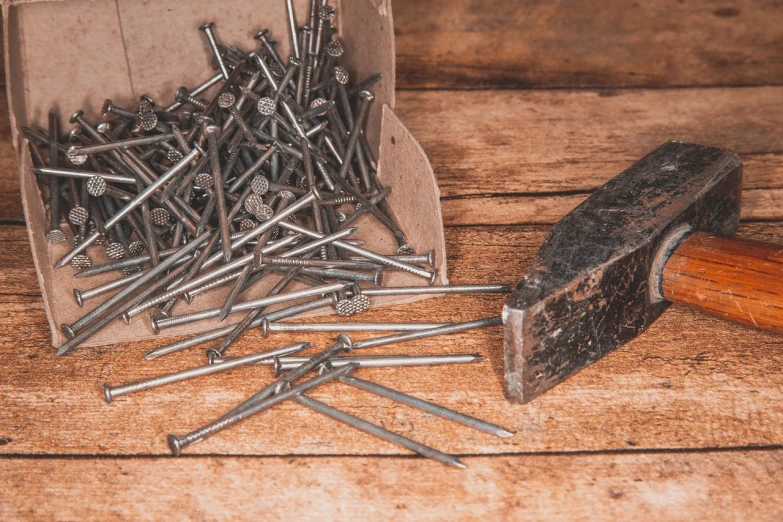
(2, 450, 782, 521)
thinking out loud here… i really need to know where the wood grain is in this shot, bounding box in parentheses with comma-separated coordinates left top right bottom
(2, 1, 783, 92)
(2, 450, 782, 521)
(2, 2, 783, 515)
(439, 188, 783, 226)
(396, 87, 783, 196)
(662, 232, 783, 334)
(5, 86, 783, 225)
(393, 0, 783, 89)
(1, 223, 782, 456)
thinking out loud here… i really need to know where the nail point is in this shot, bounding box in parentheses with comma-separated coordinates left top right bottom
(452, 459, 468, 470)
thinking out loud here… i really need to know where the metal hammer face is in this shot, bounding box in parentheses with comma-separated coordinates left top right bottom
(503, 141, 742, 404)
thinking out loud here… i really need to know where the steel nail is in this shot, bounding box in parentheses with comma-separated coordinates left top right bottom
(104, 342, 309, 402)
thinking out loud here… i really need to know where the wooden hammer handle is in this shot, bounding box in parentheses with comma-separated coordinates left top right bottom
(661, 232, 783, 334)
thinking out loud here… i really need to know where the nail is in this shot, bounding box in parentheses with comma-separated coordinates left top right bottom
(33, 167, 137, 185)
(46, 109, 62, 242)
(104, 342, 309, 402)
(152, 282, 346, 331)
(257, 319, 452, 338)
(165, 73, 223, 112)
(285, 0, 300, 59)
(351, 317, 504, 351)
(144, 296, 335, 360)
(167, 358, 355, 455)
(204, 125, 232, 263)
(359, 284, 510, 296)
(349, 250, 436, 269)
(277, 353, 483, 372)
(294, 394, 465, 469)
(278, 221, 436, 283)
(254, 29, 285, 70)
(74, 247, 180, 278)
(339, 374, 513, 438)
(175, 87, 208, 110)
(199, 22, 230, 80)
(67, 133, 176, 156)
(210, 351, 480, 368)
(218, 92, 256, 145)
(74, 255, 193, 307)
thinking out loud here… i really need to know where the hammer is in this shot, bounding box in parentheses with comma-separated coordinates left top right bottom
(503, 141, 782, 404)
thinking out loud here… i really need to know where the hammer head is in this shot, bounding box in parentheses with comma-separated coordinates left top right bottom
(503, 141, 742, 404)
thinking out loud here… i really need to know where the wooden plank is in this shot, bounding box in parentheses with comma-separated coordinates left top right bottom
(397, 86, 783, 224)
(2, 1, 782, 93)
(1, 222, 782, 456)
(440, 188, 783, 226)
(395, 87, 783, 196)
(3, 86, 783, 225)
(2, 450, 782, 520)
(393, 0, 783, 89)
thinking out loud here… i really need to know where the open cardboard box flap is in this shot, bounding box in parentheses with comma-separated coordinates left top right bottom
(3, 0, 448, 348)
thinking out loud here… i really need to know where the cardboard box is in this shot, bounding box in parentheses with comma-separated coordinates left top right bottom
(3, 0, 448, 348)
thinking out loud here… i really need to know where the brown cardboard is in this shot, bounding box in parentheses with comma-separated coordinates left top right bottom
(4, 0, 447, 348)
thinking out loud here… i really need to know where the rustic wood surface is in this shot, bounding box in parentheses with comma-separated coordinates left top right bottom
(2, 1, 783, 520)
(394, 0, 783, 89)
(3, 450, 782, 521)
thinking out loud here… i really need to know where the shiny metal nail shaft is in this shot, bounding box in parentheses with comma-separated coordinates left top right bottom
(285, 0, 300, 58)
(103, 342, 309, 402)
(260, 321, 449, 337)
(56, 252, 199, 355)
(165, 73, 224, 112)
(205, 126, 232, 262)
(167, 362, 355, 455)
(69, 133, 175, 156)
(360, 284, 510, 296)
(275, 353, 483, 371)
(153, 282, 346, 330)
(352, 317, 503, 350)
(61, 230, 209, 339)
(279, 221, 435, 282)
(33, 168, 136, 185)
(200, 23, 230, 80)
(143, 296, 334, 360)
(294, 395, 465, 469)
(340, 375, 513, 438)
(74, 255, 193, 306)
(74, 248, 181, 278)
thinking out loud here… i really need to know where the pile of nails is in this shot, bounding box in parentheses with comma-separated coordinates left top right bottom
(23, 3, 512, 468)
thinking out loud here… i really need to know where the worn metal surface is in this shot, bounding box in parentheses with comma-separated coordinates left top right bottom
(503, 141, 742, 404)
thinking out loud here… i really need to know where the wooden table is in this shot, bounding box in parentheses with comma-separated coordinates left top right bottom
(2, 1, 782, 519)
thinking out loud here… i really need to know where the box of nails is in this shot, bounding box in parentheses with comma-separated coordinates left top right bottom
(4, 0, 515, 467)
(4, 0, 455, 348)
